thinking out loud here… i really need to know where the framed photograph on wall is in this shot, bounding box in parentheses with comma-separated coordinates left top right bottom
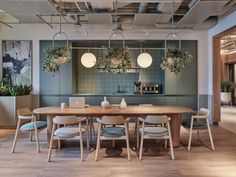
(2, 40, 32, 85)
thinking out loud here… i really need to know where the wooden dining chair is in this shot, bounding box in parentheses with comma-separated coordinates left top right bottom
(47, 115, 85, 162)
(12, 108, 47, 153)
(182, 108, 215, 151)
(138, 115, 174, 160)
(95, 115, 130, 161)
(136, 104, 153, 148)
(76, 116, 90, 149)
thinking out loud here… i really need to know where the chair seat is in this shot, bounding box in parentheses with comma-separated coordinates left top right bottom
(139, 127, 168, 137)
(101, 127, 125, 137)
(54, 127, 85, 138)
(182, 120, 207, 130)
(20, 121, 47, 131)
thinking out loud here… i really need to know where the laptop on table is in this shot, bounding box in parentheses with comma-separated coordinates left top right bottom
(69, 97, 87, 108)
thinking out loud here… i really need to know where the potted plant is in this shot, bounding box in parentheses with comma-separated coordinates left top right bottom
(42, 46, 71, 73)
(0, 82, 32, 127)
(97, 47, 131, 74)
(221, 81, 234, 105)
(160, 48, 192, 75)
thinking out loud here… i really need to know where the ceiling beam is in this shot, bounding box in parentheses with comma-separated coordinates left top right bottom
(59, 0, 182, 2)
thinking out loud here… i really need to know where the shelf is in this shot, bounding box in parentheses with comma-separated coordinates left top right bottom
(97, 67, 140, 73)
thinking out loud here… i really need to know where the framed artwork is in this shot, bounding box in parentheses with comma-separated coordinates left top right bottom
(2, 40, 32, 85)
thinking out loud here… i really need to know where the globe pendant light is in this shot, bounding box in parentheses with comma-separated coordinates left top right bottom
(137, 52, 152, 68)
(81, 50, 96, 68)
(137, 44, 152, 68)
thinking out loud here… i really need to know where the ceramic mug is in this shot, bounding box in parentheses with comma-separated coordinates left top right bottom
(61, 102, 66, 109)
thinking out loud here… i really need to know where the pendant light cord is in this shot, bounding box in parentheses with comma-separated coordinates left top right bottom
(171, 0, 174, 32)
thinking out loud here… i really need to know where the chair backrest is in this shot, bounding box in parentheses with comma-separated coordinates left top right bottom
(144, 115, 170, 124)
(99, 116, 125, 125)
(53, 116, 78, 125)
(17, 108, 32, 119)
(198, 108, 210, 117)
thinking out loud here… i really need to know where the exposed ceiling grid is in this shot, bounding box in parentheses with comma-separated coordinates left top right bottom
(0, 0, 235, 31)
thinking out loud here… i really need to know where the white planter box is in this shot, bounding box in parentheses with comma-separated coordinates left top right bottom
(0, 95, 32, 128)
(220, 92, 232, 104)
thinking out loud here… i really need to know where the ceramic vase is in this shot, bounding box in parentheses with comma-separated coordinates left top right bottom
(120, 98, 127, 109)
(101, 96, 110, 109)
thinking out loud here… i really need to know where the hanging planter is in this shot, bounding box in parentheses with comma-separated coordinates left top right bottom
(42, 15, 71, 73)
(97, 31, 131, 74)
(160, 48, 192, 75)
(42, 45, 71, 73)
(98, 46, 131, 74)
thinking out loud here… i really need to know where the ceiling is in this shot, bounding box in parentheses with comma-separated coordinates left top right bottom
(0, 0, 235, 31)
(221, 31, 236, 54)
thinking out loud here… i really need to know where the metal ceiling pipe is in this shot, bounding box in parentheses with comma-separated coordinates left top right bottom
(138, 2, 148, 13)
(188, 0, 198, 9)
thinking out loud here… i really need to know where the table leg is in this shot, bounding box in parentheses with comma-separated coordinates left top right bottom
(169, 114, 181, 148)
(46, 114, 53, 147)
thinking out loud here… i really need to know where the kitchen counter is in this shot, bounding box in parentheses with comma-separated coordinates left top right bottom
(72, 93, 196, 97)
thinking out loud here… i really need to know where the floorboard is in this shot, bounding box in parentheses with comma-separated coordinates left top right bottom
(0, 123, 236, 177)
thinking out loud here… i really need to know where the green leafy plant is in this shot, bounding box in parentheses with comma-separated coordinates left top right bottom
(221, 81, 234, 92)
(97, 47, 131, 74)
(160, 48, 192, 75)
(42, 46, 71, 73)
(0, 82, 11, 96)
(0, 82, 32, 96)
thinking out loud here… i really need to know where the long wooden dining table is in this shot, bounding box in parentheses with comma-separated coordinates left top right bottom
(33, 105, 194, 148)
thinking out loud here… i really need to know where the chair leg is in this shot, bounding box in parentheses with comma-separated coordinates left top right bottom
(206, 119, 215, 151)
(57, 124, 61, 149)
(134, 119, 137, 135)
(197, 131, 200, 140)
(34, 122, 40, 153)
(29, 132, 33, 142)
(169, 137, 175, 160)
(12, 119, 21, 153)
(112, 140, 115, 148)
(95, 123, 101, 161)
(47, 124, 55, 162)
(90, 117, 95, 135)
(165, 139, 167, 148)
(136, 129, 139, 148)
(86, 119, 90, 149)
(86, 128, 90, 149)
(58, 139, 61, 149)
(167, 123, 175, 160)
(125, 123, 131, 161)
(188, 118, 194, 151)
(139, 135, 144, 160)
(79, 123, 84, 161)
(47, 137, 53, 162)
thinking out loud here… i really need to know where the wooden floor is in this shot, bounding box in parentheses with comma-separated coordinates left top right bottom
(0, 123, 236, 177)
(220, 106, 236, 133)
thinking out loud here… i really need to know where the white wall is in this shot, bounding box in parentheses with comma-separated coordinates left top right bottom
(0, 24, 209, 95)
(208, 11, 236, 95)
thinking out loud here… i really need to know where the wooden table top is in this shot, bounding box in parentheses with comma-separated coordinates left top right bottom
(33, 105, 194, 116)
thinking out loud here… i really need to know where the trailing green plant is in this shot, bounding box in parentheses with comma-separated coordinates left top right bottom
(221, 81, 234, 92)
(42, 46, 71, 73)
(160, 48, 193, 75)
(0, 82, 11, 96)
(97, 47, 131, 74)
(0, 82, 32, 96)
